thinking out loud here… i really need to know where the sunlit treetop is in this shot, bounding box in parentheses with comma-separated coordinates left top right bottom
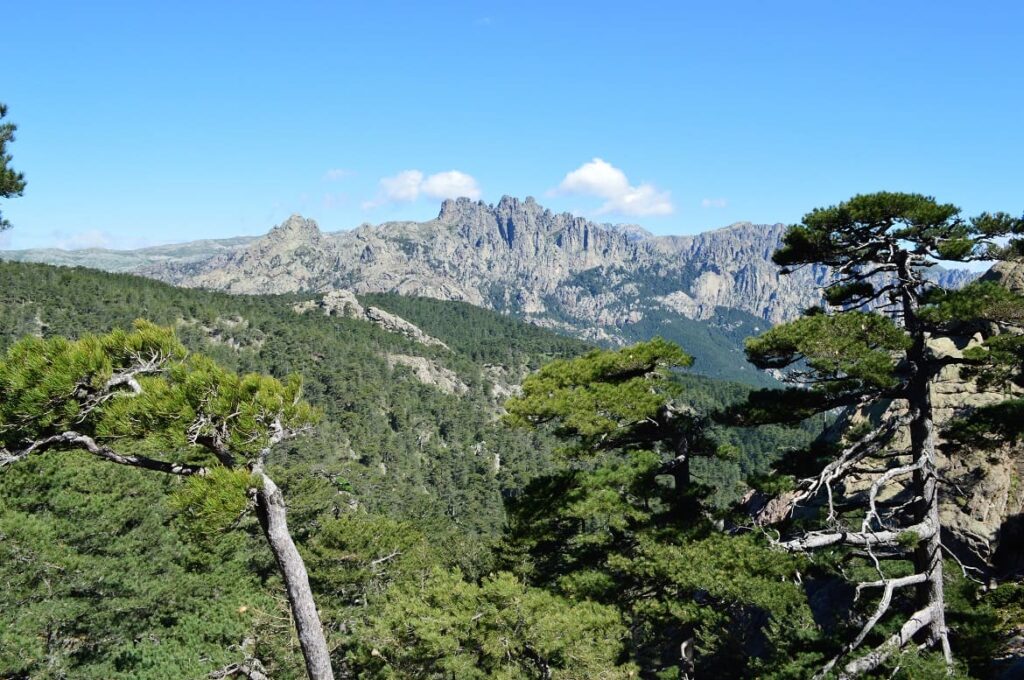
(503, 337, 693, 454)
(0, 320, 319, 470)
(775, 191, 1024, 269)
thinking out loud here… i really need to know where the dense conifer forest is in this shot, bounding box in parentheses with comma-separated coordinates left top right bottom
(2, 193, 1023, 680)
(0, 261, 823, 678)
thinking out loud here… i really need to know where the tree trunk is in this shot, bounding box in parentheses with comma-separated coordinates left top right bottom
(255, 471, 335, 680)
(668, 433, 691, 497)
(898, 253, 952, 665)
(907, 361, 953, 665)
(680, 636, 695, 680)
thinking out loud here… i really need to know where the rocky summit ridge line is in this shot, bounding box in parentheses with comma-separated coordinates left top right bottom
(140, 196, 838, 324)
(0, 196, 975, 384)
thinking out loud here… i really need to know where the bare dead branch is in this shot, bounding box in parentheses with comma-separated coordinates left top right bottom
(816, 573, 929, 679)
(208, 659, 270, 680)
(837, 605, 935, 679)
(862, 459, 924, 533)
(754, 417, 902, 526)
(777, 518, 935, 552)
(1, 431, 209, 476)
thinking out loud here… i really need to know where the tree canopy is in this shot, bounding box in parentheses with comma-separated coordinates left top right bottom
(0, 321, 334, 679)
(0, 102, 26, 231)
(503, 339, 820, 678)
(736, 192, 1024, 678)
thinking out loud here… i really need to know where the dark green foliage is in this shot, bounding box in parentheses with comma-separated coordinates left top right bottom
(170, 467, 258, 537)
(740, 311, 911, 425)
(774, 192, 1024, 267)
(0, 454, 280, 679)
(0, 261, 604, 677)
(502, 340, 823, 677)
(0, 321, 333, 676)
(505, 338, 694, 452)
(349, 569, 637, 679)
(0, 261, 823, 677)
(360, 293, 592, 367)
(945, 573, 1024, 679)
(551, 265, 777, 386)
(944, 398, 1024, 450)
(736, 191, 1024, 677)
(824, 280, 876, 306)
(0, 261, 575, 536)
(746, 311, 910, 388)
(0, 103, 26, 230)
(615, 306, 774, 387)
(0, 321, 318, 463)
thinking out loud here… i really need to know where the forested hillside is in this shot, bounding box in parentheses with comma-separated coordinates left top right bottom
(0, 261, 816, 678)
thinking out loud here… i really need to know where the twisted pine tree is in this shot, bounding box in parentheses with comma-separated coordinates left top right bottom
(737, 192, 1024, 678)
(0, 103, 26, 231)
(0, 321, 334, 680)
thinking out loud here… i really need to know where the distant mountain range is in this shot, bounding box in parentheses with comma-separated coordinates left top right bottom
(1, 196, 976, 384)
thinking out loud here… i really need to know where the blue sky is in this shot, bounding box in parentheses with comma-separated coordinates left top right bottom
(2, 1, 1022, 249)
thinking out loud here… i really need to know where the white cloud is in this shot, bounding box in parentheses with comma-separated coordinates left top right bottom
(701, 197, 728, 209)
(323, 168, 355, 181)
(558, 158, 631, 198)
(363, 169, 481, 209)
(554, 158, 673, 216)
(421, 170, 481, 200)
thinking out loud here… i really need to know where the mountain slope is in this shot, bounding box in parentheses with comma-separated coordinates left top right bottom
(155, 197, 829, 325)
(1, 235, 256, 272)
(131, 197, 838, 384)
(0, 260, 821, 678)
(0, 196, 975, 385)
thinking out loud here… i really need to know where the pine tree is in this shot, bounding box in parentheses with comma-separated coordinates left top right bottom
(350, 568, 638, 679)
(0, 321, 334, 680)
(736, 192, 1024, 678)
(0, 103, 26, 231)
(504, 339, 816, 678)
(505, 337, 712, 498)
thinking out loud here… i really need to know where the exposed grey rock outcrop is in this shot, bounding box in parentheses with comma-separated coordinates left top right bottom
(384, 354, 468, 395)
(364, 307, 449, 350)
(788, 304, 1023, 576)
(294, 290, 449, 350)
(148, 197, 835, 328)
(3, 197, 974, 372)
(981, 259, 1024, 293)
(161, 215, 341, 294)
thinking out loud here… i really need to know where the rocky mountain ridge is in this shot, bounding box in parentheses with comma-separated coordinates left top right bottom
(0, 197, 976, 384)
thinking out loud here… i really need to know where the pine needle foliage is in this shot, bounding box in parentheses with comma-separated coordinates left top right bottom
(0, 102, 26, 231)
(735, 191, 1024, 677)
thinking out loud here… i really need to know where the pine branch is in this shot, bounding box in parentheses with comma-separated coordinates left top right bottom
(0, 430, 209, 476)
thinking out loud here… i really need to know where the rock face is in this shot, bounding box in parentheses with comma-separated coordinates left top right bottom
(981, 259, 1024, 293)
(745, 264, 1024, 575)
(824, 309, 1024, 575)
(159, 215, 341, 294)
(385, 354, 468, 395)
(149, 196, 836, 330)
(880, 333, 1023, 571)
(294, 290, 449, 350)
(5, 196, 974, 382)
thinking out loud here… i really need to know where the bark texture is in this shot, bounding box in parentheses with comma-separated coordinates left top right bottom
(255, 471, 335, 680)
(902, 257, 952, 666)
